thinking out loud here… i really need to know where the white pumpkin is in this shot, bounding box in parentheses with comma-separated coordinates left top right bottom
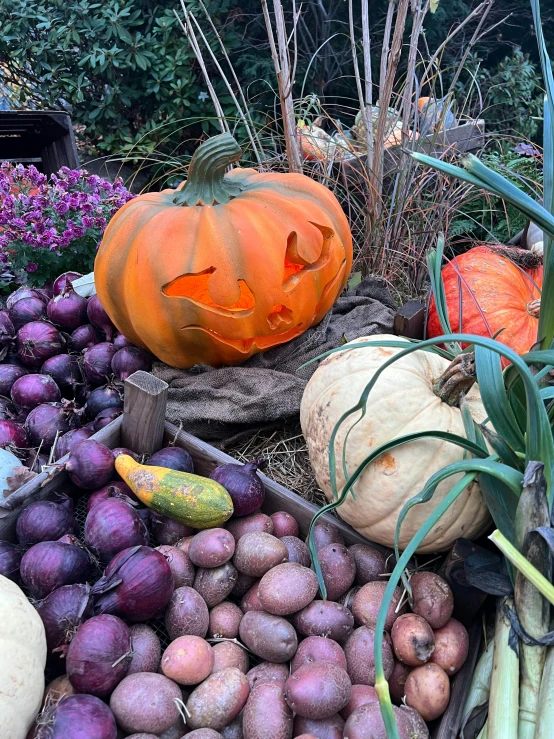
(300, 334, 491, 553)
(0, 575, 47, 739)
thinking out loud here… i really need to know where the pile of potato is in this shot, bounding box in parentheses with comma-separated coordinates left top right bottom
(46, 509, 469, 739)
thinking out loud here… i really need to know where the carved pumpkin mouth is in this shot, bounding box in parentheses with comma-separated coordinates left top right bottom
(179, 323, 306, 353)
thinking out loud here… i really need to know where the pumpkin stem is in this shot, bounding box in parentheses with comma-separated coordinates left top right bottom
(173, 133, 246, 206)
(527, 298, 541, 318)
(433, 352, 476, 406)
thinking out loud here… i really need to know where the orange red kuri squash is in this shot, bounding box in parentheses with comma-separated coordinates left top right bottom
(94, 134, 352, 369)
(427, 246, 543, 364)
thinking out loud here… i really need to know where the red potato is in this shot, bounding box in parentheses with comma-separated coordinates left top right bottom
(188, 528, 236, 568)
(175, 535, 195, 555)
(344, 626, 394, 686)
(293, 714, 344, 739)
(161, 635, 214, 685)
(313, 522, 345, 549)
(258, 563, 319, 616)
(243, 679, 293, 739)
(240, 582, 264, 613)
(431, 618, 469, 675)
(128, 624, 161, 674)
(293, 600, 354, 643)
(194, 562, 238, 607)
(232, 571, 258, 600)
(233, 532, 288, 577)
(291, 636, 347, 673)
(270, 511, 299, 538)
(352, 581, 406, 631)
(226, 513, 274, 540)
(155, 545, 196, 589)
(388, 661, 412, 704)
(109, 672, 182, 735)
(126, 734, 159, 739)
(400, 706, 429, 738)
(338, 587, 360, 611)
(239, 611, 298, 663)
(409, 572, 454, 629)
(340, 685, 379, 719)
(220, 713, 243, 739)
(391, 613, 435, 666)
(404, 663, 450, 721)
(342, 703, 419, 739)
(186, 731, 223, 739)
(209, 601, 243, 639)
(42, 675, 76, 706)
(280, 536, 311, 567)
(349, 544, 391, 585)
(212, 641, 249, 674)
(159, 715, 187, 739)
(317, 543, 356, 601)
(186, 668, 250, 730)
(247, 662, 290, 690)
(284, 662, 351, 719)
(165, 586, 209, 640)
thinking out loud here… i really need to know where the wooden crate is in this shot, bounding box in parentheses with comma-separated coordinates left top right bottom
(0, 370, 481, 738)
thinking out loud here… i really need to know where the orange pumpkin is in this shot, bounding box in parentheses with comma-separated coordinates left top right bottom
(427, 246, 543, 365)
(94, 133, 352, 368)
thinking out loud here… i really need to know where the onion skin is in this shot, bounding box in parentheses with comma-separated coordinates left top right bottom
(66, 439, 115, 489)
(66, 614, 132, 698)
(0, 419, 28, 450)
(0, 540, 23, 580)
(85, 496, 149, 563)
(210, 459, 266, 517)
(147, 446, 194, 474)
(47, 289, 89, 330)
(0, 395, 18, 421)
(7, 286, 48, 310)
(112, 447, 139, 461)
(85, 382, 124, 419)
(93, 407, 122, 431)
(17, 321, 64, 367)
(9, 295, 47, 330)
(36, 582, 94, 654)
(111, 346, 152, 381)
(68, 323, 101, 353)
(16, 494, 76, 547)
(25, 400, 81, 451)
(84, 342, 118, 385)
(11, 373, 61, 409)
(26, 452, 49, 473)
(88, 295, 116, 341)
(20, 539, 91, 599)
(0, 364, 27, 396)
(0, 310, 15, 348)
(41, 354, 83, 397)
(56, 426, 94, 460)
(113, 333, 133, 349)
(92, 545, 174, 622)
(53, 271, 83, 296)
(87, 480, 136, 511)
(30, 694, 118, 739)
(152, 514, 194, 545)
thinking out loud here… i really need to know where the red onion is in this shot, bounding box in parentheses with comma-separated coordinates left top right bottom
(8, 295, 47, 330)
(111, 346, 152, 381)
(87, 296, 115, 341)
(37, 285, 54, 300)
(84, 342, 117, 384)
(17, 321, 64, 367)
(42, 354, 83, 396)
(66, 439, 115, 489)
(93, 407, 122, 431)
(92, 545, 174, 622)
(26, 451, 49, 473)
(0, 540, 23, 580)
(53, 271, 83, 296)
(111, 447, 139, 462)
(85, 495, 149, 563)
(55, 426, 94, 460)
(0, 364, 27, 396)
(20, 538, 91, 599)
(66, 614, 131, 698)
(210, 458, 266, 516)
(85, 381, 123, 419)
(36, 583, 94, 654)
(152, 515, 194, 546)
(113, 333, 133, 349)
(25, 400, 81, 451)
(16, 493, 75, 547)
(4, 344, 26, 367)
(147, 446, 194, 474)
(0, 310, 15, 347)
(11, 373, 61, 409)
(68, 323, 101, 353)
(87, 481, 135, 511)
(0, 395, 18, 421)
(7, 286, 46, 310)
(47, 288, 89, 331)
(0, 419, 28, 450)
(30, 693, 117, 739)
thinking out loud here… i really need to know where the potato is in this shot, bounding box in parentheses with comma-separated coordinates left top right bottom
(209, 601, 243, 638)
(194, 562, 238, 607)
(317, 543, 356, 601)
(159, 714, 187, 739)
(161, 635, 214, 685)
(233, 532, 288, 577)
(42, 674, 75, 706)
(344, 626, 394, 686)
(212, 641, 249, 674)
(340, 684, 379, 719)
(398, 706, 429, 738)
(243, 678, 293, 739)
(186, 668, 250, 730)
(175, 535, 195, 555)
(165, 586, 209, 640)
(391, 613, 435, 666)
(226, 513, 274, 540)
(293, 713, 344, 739)
(284, 662, 351, 719)
(293, 600, 354, 643)
(404, 663, 450, 721)
(352, 581, 406, 631)
(349, 544, 390, 585)
(155, 545, 196, 589)
(110, 672, 182, 735)
(342, 703, 416, 739)
(280, 536, 311, 567)
(239, 611, 298, 663)
(430, 618, 469, 675)
(270, 511, 299, 538)
(221, 713, 243, 739)
(232, 571, 258, 600)
(186, 731, 223, 739)
(247, 662, 290, 690)
(258, 563, 318, 616)
(126, 734, 158, 739)
(128, 624, 161, 674)
(388, 661, 412, 704)
(410, 572, 454, 629)
(189, 528, 236, 568)
(294, 735, 318, 739)
(313, 522, 345, 549)
(338, 587, 360, 611)
(240, 582, 264, 613)
(291, 636, 347, 673)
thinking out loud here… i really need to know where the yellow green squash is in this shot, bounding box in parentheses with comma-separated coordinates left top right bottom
(115, 455, 234, 529)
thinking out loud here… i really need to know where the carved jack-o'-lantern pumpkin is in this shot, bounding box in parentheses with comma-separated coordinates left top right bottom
(94, 134, 353, 368)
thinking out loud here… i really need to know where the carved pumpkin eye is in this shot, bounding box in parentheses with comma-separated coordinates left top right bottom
(282, 224, 334, 291)
(162, 267, 255, 315)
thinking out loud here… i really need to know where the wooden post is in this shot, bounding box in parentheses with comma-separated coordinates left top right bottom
(121, 371, 169, 456)
(394, 300, 426, 339)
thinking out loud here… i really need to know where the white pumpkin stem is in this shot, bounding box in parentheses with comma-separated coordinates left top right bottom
(433, 352, 476, 406)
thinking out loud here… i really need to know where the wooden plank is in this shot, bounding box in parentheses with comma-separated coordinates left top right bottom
(121, 371, 169, 456)
(394, 300, 426, 339)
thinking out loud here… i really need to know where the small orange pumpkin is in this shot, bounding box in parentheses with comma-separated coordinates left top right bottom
(94, 134, 352, 368)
